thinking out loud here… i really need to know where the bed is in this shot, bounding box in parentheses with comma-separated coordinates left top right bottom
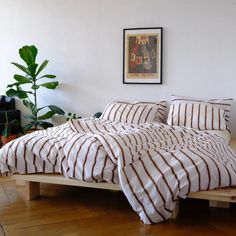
(0, 98, 236, 224)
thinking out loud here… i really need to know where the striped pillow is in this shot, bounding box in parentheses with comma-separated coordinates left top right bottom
(170, 95, 233, 129)
(167, 102, 227, 130)
(153, 101, 168, 123)
(100, 101, 167, 124)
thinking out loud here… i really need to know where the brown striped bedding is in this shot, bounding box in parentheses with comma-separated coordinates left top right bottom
(100, 101, 167, 124)
(1, 118, 236, 224)
(167, 102, 227, 130)
(170, 95, 233, 130)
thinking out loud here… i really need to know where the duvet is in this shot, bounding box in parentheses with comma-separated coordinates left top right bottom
(1, 118, 236, 224)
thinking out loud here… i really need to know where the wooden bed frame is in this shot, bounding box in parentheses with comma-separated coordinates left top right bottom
(7, 138, 236, 219)
(9, 173, 236, 219)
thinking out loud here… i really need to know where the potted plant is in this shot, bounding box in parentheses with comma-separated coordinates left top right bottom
(6, 45, 65, 131)
(1, 112, 18, 145)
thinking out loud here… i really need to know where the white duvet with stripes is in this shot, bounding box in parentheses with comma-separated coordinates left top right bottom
(1, 118, 236, 224)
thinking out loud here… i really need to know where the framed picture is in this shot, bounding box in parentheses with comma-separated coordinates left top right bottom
(123, 27, 163, 84)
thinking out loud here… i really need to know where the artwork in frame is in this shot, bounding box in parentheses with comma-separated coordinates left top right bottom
(123, 27, 163, 84)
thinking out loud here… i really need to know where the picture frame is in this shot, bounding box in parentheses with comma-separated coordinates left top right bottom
(123, 27, 163, 84)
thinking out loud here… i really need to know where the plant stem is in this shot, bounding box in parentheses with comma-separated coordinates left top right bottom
(33, 79, 38, 130)
(5, 112, 8, 124)
(4, 112, 9, 137)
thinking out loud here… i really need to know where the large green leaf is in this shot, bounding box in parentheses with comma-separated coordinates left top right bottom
(17, 86, 33, 94)
(14, 74, 31, 83)
(48, 105, 65, 115)
(37, 121, 54, 129)
(11, 62, 30, 75)
(28, 45, 38, 61)
(37, 106, 46, 112)
(38, 111, 55, 120)
(40, 82, 59, 89)
(23, 100, 37, 114)
(19, 45, 38, 66)
(23, 122, 36, 131)
(6, 89, 28, 99)
(28, 63, 38, 77)
(38, 74, 56, 80)
(7, 82, 24, 88)
(7, 82, 33, 89)
(35, 60, 48, 76)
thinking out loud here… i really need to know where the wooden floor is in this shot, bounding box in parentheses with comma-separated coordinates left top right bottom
(0, 178, 236, 236)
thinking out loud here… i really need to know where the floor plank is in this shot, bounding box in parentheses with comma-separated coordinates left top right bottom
(0, 178, 236, 236)
(0, 225, 6, 236)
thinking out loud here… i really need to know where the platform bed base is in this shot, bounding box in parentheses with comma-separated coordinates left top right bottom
(10, 174, 236, 219)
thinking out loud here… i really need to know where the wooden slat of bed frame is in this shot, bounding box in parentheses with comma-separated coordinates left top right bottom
(189, 188, 236, 202)
(10, 174, 236, 202)
(10, 174, 121, 191)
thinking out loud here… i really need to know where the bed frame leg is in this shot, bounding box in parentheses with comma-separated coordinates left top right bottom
(170, 199, 179, 219)
(15, 179, 25, 186)
(209, 200, 230, 209)
(25, 181, 40, 200)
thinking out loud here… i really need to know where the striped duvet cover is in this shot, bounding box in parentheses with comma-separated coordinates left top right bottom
(1, 118, 236, 224)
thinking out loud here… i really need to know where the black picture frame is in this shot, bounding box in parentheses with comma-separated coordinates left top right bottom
(123, 27, 163, 84)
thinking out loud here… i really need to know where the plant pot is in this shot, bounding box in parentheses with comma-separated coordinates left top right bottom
(1, 134, 17, 146)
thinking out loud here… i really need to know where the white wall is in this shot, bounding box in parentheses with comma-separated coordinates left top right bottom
(0, 0, 236, 135)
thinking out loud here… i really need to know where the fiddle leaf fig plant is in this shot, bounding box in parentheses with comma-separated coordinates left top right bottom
(6, 45, 65, 131)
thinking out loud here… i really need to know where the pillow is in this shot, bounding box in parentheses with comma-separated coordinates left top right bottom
(100, 101, 167, 124)
(152, 101, 168, 123)
(136, 101, 168, 123)
(170, 95, 233, 129)
(167, 102, 226, 130)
